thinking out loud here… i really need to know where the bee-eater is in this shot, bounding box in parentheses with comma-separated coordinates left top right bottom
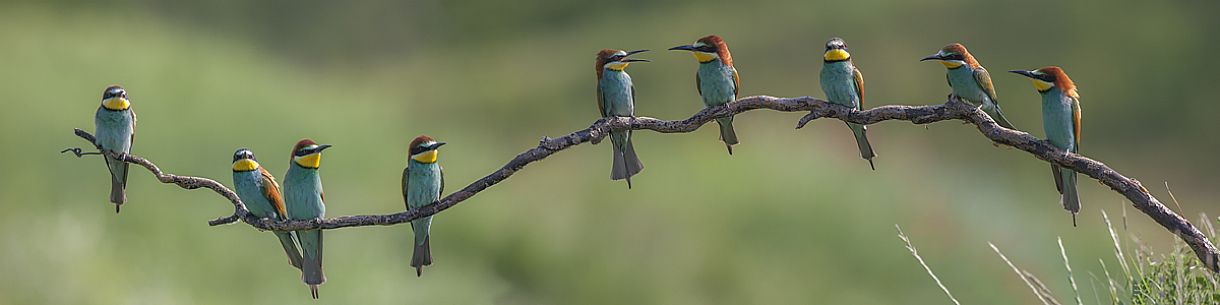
(402, 135, 446, 276)
(819, 37, 877, 170)
(1009, 67, 1082, 226)
(596, 49, 649, 187)
(670, 35, 741, 154)
(94, 85, 136, 212)
(920, 43, 1017, 129)
(231, 148, 304, 269)
(283, 139, 331, 299)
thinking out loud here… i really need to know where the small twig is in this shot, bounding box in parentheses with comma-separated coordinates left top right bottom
(1164, 181, 1185, 215)
(60, 147, 103, 157)
(897, 225, 962, 305)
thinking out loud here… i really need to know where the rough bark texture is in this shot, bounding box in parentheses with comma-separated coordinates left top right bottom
(64, 95, 1219, 272)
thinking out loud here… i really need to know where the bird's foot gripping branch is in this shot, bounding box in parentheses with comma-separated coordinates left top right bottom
(64, 95, 1218, 272)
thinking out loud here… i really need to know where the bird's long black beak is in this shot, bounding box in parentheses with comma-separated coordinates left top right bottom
(314, 144, 333, 152)
(623, 50, 650, 62)
(668, 45, 696, 51)
(430, 142, 447, 150)
(1008, 70, 1037, 79)
(919, 54, 943, 61)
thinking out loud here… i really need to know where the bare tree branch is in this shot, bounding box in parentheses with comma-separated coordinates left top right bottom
(63, 95, 1219, 273)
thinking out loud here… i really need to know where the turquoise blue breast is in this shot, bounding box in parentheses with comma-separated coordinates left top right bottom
(947, 67, 990, 105)
(233, 170, 277, 219)
(1040, 87, 1075, 151)
(599, 70, 635, 117)
(820, 61, 859, 108)
(697, 60, 736, 106)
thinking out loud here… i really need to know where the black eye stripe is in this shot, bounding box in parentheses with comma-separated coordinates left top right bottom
(409, 146, 428, 155)
(102, 90, 126, 100)
(233, 150, 256, 162)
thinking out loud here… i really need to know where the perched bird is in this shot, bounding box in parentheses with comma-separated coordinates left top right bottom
(402, 135, 446, 276)
(231, 148, 304, 269)
(283, 139, 332, 299)
(595, 49, 649, 187)
(920, 43, 1017, 129)
(94, 85, 136, 212)
(819, 37, 877, 170)
(670, 35, 741, 154)
(1009, 67, 1082, 226)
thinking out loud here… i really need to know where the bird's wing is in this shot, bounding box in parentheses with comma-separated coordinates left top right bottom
(128, 108, 137, 151)
(402, 167, 410, 208)
(596, 83, 607, 117)
(973, 66, 1000, 104)
(732, 67, 740, 97)
(258, 167, 288, 219)
(1072, 96, 1081, 153)
(695, 72, 702, 96)
(853, 66, 865, 109)
(438, 165, 445, 200)
(629, 84, 636, 116)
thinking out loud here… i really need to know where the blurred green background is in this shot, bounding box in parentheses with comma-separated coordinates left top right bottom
(3, 0, 1219, 303)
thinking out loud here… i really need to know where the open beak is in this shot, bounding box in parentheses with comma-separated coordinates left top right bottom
(919, 53, 944, 61)
(668, 45, 696, 51)
(1008, 70, 1037, 79)
(622, 50, 650, 62)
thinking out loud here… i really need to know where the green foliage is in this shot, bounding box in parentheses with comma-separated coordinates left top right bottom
(1121, 222, 1220, 304)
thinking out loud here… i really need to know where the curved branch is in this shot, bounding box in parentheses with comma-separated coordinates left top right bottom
(64, 95, 1218, 273)
(65, 128, 252, 225)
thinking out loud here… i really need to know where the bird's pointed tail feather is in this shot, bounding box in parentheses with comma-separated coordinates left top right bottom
(610, 131, 643, 185)
(717, 118, 738, 155)
(298, 230, 325, 293)
(848, 123, 876, 170)
(275, 231, 304, 269)
(1056, 166, 1081, 226)
(411, 235, 432, 277)
(107, 156, 128, 208)
(987, 106, 1016, 130)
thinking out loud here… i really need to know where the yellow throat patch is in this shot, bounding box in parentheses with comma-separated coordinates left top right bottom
(823, 49, 850, 61)
(605, 62, 630, 71)
(939, 61, 963, 69)
(102, 98, 130, 110)
(412, 150, 439, 164)
(1030, 79, 1054, 91)
(693, 52, 717, 63)
(232, 159, 260, 171)
(295, 153, 322, 168)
